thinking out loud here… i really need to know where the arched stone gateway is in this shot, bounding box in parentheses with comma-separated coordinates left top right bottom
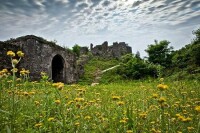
(52, 54, 65, 82)
(0, 35, 78, 83)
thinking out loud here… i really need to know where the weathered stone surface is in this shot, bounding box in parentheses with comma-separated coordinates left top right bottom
(91, 41, 132, 59)
(76, 54, 90, 78)
(0, 35, 78, 83)
(0, 41, 21, 70)
(80, 47, 89, 55)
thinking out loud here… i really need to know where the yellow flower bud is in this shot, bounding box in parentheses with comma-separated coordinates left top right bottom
(17, 51, 24, 57)
(12, 59, 19, 65)
(7, 51, 15, 57)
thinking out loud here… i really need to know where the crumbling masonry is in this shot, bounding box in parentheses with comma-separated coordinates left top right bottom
(0, 35, 78, 83)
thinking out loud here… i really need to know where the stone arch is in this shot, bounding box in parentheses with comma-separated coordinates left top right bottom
(51, 54, 65, 82)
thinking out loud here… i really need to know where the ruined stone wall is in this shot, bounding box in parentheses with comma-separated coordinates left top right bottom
(0, 35, 78, 83)
(91, 41, 132, 59)
(0, 42, 21, 70)
(80, 46, 89, 55)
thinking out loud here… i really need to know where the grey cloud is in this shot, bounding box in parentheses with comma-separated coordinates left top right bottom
(77, 3, 89, 9)
(95, 8, 103, 11)
(191, 1, 200, 10)
(91, 0, 101, 7)
(0, 0, 43, 15)
(132, 0, 149, 7)
(132, 1, 142, 7)
(103, 13, 109, 16)
(102, 0, 111, 7)
(157, 5, 165, 9)
(0, 0, 199, 56)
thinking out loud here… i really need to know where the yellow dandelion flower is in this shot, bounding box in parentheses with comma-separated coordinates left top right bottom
(195, 106, 200, 113)
(34, 123, 42, 128)
(112, 96, 121, 100)
(17, 51, 24, 57)
(74, 98, 84, 102)
(16, 78, 21, 81)
(11, 68, 18, 73)
(119, 119, 127, 123)
(176, 113, 181, 117)
(67, 100, 74, 105)
(25, 70, 30, 74)
(74, 122, 80, 126)
(48, 117, 55, 122)
(84, 116, 91, 120)
(120, 117, 128, 123)
(158, 97, 166, 103)
(157, 84, 168, 91)
(7, 51, 15, 57)
(55, 99, 61, 104)
(52, 82, 64, 90)
(182, 117, 192, 122)
(126, 130, 133, 133)
(151, 128, 161, 133)
(139, 112, 147, 119)
(76, 88, 86, 92)
(2, 69, 8, 73)
(117, 101, 125, 106)
(152, 93, 159, 98)
(29, 91, 35, 95)
(177, 115, 184, 121)
(34, 101, 40, 106)
(23, 91, 29, 96)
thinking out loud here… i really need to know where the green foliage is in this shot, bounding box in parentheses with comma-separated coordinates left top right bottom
(72, 44, 81, 57)
(166, 28, 200, 79)
(117, 54, 158, 79)
(171, 28, 200, 72)
(145, 40, 173, 68)
(1, 74, 200, 132)
(192, 28, 200, 44)
(99, 68, 123, 84)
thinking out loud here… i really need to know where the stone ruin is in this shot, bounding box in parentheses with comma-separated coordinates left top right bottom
(0, 35, 78, 83)
(0, 35, 133, 83)
(81, 41, 132, 59)
(77, 41, 132, 78)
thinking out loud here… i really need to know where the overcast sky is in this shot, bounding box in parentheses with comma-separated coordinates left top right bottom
(0, 0, 200, 57)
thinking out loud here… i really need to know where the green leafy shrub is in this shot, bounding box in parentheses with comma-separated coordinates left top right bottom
(117, 54, 158, 79)
(72, 44, 81, 57)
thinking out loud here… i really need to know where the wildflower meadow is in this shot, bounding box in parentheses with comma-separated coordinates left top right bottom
(0, 51, 199, 133)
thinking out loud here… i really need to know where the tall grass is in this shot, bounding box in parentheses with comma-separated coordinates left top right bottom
(0, 51, 199, 132)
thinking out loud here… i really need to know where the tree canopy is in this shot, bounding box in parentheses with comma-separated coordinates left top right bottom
(145, 40, 173, 68)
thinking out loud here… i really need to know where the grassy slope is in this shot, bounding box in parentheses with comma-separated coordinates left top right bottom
(78, 57, 121, 85)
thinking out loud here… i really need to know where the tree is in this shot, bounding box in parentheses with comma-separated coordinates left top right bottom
(192, 28, 200, 44)
(72, 44, 81, 57)
(135, 51, 141, 59)
(145, 40, 173, 68)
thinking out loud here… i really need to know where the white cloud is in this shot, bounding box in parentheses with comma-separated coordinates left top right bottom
(0, 0, 199, 56)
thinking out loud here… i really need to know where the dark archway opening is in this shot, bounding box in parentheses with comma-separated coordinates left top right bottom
(52, 54, 64, 82)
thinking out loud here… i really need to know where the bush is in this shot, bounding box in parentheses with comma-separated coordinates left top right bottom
(117, 54, 158, 79)
(72, 44, 81, 57)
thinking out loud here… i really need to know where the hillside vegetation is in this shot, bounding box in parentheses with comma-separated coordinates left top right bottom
(78, 57, 120, 85)
(0, 28, 200, 133)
